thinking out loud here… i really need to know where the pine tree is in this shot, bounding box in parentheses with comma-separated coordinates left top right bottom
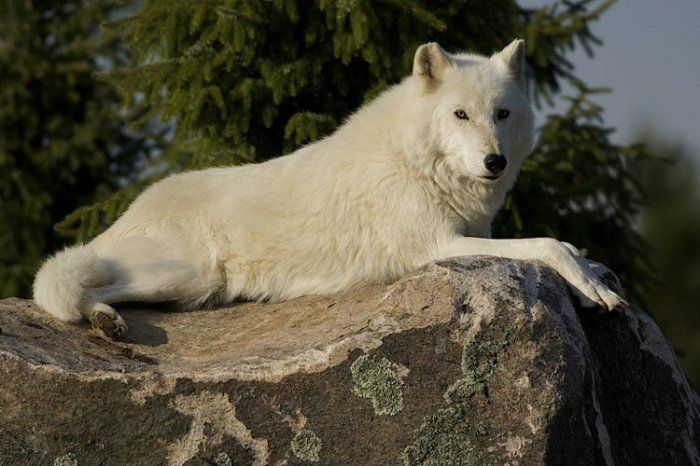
(0, 0, 159, 297)
(66, 0, 653, 300)
(109, 0, 521, 165)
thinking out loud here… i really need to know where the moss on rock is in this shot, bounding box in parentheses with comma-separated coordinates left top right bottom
(291, 429, 322, 462)
(350, 354, 404, 416)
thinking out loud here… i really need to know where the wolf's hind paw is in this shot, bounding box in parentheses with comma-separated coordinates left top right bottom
(89, 304, 128, 340)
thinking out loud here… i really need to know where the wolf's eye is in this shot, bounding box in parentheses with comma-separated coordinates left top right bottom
(454, 109, 469, 120)
(497, 109, 510, 120)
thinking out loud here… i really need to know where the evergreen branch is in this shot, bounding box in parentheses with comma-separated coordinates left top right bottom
(378, 0, 447, 31)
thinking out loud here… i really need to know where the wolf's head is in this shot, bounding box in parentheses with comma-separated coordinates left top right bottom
(406, 40, 535, 185)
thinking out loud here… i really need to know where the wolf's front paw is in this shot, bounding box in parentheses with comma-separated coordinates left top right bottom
(568, 276, 628, 312)
(89, 303, 128, 340)
(553, 242, 628, 312)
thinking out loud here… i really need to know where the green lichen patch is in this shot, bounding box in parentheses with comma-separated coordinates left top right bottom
(53, 452, 78, 466)
(443, 377, 482, 405)
(402, 406, 478, 465)
(461, 334, 509, 384)
(291, 429, 323, 462)
(443, 334, 510, 405)
(350, 354, 405, 416)
(403, 334, 510, 465)
(213, 452, 232, 466)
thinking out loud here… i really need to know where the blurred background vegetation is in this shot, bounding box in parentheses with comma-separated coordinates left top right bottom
(0, 0, 697, 386)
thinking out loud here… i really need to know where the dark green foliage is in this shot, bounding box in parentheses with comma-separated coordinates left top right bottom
(519, 0, 615, 104)
(0, 0, 159, 297)
(109, 0, 521, 165)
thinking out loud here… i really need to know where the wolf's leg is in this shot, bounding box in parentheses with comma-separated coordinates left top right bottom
(439, 237, 627, 311)
(85, 258, 212, 340)
(87, 257, 217, 323)
(90, 259, 207, 303)
(84, 232, 218, 339)
(86, 257, 212, 339)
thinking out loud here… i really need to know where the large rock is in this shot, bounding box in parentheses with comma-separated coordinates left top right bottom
(0, 257, 698, 465)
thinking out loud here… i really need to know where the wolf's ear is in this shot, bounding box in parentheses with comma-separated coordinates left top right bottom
(413, 42, 451, 91)
(493, 39, 526, 89)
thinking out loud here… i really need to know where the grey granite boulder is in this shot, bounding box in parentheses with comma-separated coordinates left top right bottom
(0, 257, 698, 465)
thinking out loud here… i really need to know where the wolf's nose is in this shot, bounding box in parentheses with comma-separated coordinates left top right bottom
(484, 154, 507, 175)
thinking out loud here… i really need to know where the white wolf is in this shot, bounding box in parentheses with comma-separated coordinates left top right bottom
(33, 40, 626, 339)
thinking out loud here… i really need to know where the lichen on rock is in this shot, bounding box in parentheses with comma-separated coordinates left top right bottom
(402, 405, 479, 466)
(213, 452, 232, 466)
(53, 452, 78, 466)
(350, 354, 404, 416)
(291, 429, 323, 462)
(445, 333, 509, 405)
(403, 334, 509, 465)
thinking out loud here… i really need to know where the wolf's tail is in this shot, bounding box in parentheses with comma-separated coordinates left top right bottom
(33, 245, 111, 322)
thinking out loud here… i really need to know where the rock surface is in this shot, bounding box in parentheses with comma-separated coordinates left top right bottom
(0, 256, 698, 466)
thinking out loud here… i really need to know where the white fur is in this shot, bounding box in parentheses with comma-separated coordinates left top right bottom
(33, 40, 625, 328)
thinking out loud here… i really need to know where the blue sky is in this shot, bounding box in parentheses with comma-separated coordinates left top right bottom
(519, 0, 700, 161)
